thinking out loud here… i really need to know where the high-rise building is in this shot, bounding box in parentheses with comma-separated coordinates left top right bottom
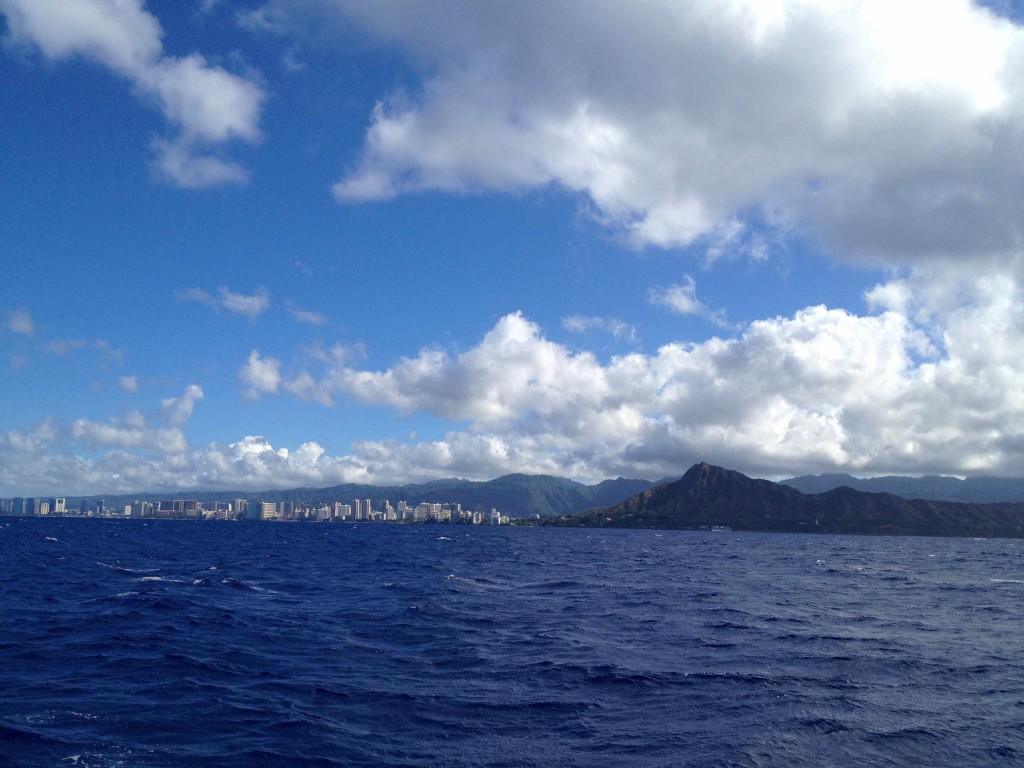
(260, 502, 278, 520)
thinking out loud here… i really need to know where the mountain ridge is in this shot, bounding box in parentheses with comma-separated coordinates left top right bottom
(781, 471, 1024, 503)
(564, 463, 1024, 538)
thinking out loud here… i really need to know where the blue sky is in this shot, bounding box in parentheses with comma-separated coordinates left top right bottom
(4, 0, 1024, 495)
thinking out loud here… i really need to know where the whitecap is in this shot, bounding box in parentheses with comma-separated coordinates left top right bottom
(221, 577, 278, 594)
(135, 575, 185, 584)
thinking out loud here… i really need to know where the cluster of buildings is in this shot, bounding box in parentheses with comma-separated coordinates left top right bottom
(0, 496, 509, 525)
(258, 498, 507, 524)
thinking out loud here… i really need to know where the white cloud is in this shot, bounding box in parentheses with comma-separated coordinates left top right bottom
(151, 138, 250, 188)
(0, 386, 204, 494)
(160, 384, 204, 427)
(287, 302, 328, 325)
(67, 385, 202, 454)
(648, 275, 731, 328)
(175, 287, 218, 308)
(0, 0, 264, 188)
(119, 375, 139, 392)
(648, 276, 703, 316)
(239, 350, 282, 399)
(177, 285, 270, 318)
(321, 0, 1024, 266)
(8, 269, 1024, 494)
(222, 266, 1024, 482)
(6, 308, 35, 336)
(284, 371, 333, 406)
(217, 286, 270, 318)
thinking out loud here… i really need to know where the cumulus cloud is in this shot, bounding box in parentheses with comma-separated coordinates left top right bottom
(151, 138, 250, 188)
(10, 2, 1024, 494)
(9, 384, 209, 494)
(68, 385, 203, 453)
(8, 268, 1024, 494)
(320, 0, 1024, 266)
(215, 265, 1024, 482)
(0, 423, 371, 495)
(239, 350, 282, 399)
(0, 0, 264, 188)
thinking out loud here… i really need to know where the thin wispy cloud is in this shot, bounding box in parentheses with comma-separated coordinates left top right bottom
(287, 302, 328, 326)
(6, 308, 34, 336)
(177, 286, 270, 319)
(648, 276, 731, 328)
(218, 287, 270, 319)
(41, 338, 123, 365)
(562, 315, 637, 343)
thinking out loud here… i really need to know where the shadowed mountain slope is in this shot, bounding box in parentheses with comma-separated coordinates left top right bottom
(565, 463, 1024, 538)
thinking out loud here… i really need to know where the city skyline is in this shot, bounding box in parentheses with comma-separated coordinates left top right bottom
(6, 1, 1024, 496)
(0, 494, 505, 524)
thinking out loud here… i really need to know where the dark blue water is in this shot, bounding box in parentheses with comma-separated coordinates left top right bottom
(1, 518, 1022, 767)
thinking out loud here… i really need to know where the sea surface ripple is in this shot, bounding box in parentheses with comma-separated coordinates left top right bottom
(1, 517, 1022, 767)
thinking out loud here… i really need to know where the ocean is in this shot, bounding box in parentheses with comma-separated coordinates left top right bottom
(1, 517, 1021, 767)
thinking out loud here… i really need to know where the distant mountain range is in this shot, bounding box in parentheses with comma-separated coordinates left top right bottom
(780, 472, 1024, 503)
(562, 463, 1024, 538)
